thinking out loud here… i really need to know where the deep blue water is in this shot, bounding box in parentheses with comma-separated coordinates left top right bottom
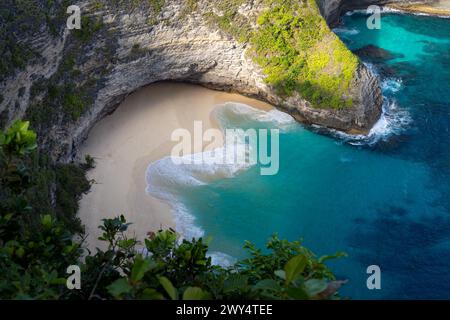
(173, 13, 450, 299)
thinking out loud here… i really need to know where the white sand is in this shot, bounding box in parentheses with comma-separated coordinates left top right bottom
(434, 1, 450, 10)
(77, 82, 272, 250)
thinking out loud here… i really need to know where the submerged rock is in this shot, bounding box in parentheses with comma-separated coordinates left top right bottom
(380, 66, 400, 77)
(354, 45, 405, 61)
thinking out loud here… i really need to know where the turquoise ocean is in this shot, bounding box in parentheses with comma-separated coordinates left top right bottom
(147, 12, 450, 299)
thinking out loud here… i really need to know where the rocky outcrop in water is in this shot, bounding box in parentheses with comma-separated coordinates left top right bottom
(0, 0, 409, 160)
(354, 45, 405, 61)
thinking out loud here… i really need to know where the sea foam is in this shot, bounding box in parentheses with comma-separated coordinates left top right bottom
(146, 86, 410, 251)
(208, 251, 237, 267)
(345, 7, 450, 19)
(212, 102, 296, 130)
(332, 27, 360, 35)
(145, 102, 295, 245)
(315, 62, 411, 145)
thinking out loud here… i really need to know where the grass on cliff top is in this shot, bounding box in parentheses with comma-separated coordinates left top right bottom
(207, 0, 358, 109)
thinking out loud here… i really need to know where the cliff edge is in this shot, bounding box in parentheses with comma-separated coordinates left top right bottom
(0, 0, 391, 160)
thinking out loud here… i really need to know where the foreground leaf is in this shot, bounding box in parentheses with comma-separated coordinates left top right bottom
(107, 278, 132, 298)
(182, 287, 211, 300)
(131, 255, 152, 282)
(158, 276, 177, 300)
(304, 279, 328, 298)
(284, 255, 307, 284)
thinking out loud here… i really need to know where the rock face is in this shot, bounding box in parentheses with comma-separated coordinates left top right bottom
(0, 0, 394, 161)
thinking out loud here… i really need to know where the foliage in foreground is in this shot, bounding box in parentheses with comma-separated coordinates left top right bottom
(77, 219, 347, 300)
(0, 120, 346, 299)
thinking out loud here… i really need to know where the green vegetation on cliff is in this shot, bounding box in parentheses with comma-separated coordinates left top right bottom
(0, 120, 346, 299)
(26, 15, 108, 127)
(206, 0, 359, 109)
(23, 0, 166, 132)
(0, 0, 69, 81)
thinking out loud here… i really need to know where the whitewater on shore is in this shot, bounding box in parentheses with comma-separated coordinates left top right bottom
(77, 82, 273, 250)
(145, 101, 297, 241)
(77, 79, 404, 253)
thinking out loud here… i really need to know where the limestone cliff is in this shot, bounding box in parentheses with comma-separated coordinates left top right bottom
(0, 0, 391, 161)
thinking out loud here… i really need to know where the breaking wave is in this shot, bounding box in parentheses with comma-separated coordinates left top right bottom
(332, 27, 360, 35)
(145, 103, 295, 252)
(314, 63, 411, 145)
(345, 7, 450, 19)
(212, 102, 296, 130)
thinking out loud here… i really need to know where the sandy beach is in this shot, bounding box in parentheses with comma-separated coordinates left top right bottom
(387, 1, 450, 17)
(77, 82, 272, 250)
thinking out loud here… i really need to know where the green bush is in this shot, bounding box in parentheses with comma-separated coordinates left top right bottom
(0, 120, 346, 299)
(149, 0, 165, 14)
(63, 93, 86, 120)
(72, 16, 104, 43)
(89, 220, 347, 300)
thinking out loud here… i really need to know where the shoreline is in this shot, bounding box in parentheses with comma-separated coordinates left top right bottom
(385, 2, 450, 17)
(77, 82, 272, 250)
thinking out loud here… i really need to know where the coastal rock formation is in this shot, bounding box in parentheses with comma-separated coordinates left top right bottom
(354, 45, 405, 61)
(0, 0, 413, 161)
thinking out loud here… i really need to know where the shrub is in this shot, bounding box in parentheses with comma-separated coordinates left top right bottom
(72, 16, 104, 43)
(98, 221, 347, 300)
